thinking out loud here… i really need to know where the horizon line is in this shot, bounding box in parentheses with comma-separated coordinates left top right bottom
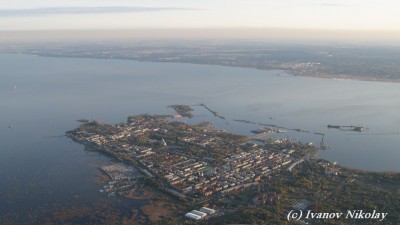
(1, 27, 400, 32)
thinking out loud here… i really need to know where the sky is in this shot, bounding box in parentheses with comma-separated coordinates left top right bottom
(0, 0, 400, 31)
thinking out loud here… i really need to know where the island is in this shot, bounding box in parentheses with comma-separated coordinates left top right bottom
(66, 110, 400, 224)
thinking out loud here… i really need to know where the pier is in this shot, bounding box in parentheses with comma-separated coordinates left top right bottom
(198, 104, 226, 119)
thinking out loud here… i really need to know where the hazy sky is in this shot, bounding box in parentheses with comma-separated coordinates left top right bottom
(0, 0, 399, 31)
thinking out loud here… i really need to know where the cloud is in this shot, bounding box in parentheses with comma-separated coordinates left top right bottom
(0, 7, 199, 17)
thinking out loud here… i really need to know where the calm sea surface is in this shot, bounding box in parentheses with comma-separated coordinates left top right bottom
(1, 53, 400, 222)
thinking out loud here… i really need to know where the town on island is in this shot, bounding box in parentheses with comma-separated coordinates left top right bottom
(66, 105, 400, 224)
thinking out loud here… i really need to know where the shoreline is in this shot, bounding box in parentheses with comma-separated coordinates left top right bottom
(3, 52, 400, 84)
(316, 158, 399, 175)
(294, 73, 400, 84)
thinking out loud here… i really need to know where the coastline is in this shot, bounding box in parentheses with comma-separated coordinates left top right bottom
(2, 52, 400, 84)
(293, 73, 400, 84)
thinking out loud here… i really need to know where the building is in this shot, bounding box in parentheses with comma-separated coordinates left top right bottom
(200, 207, 216, 215)
(161, 138, 167, 146)
(185, 213, 201, 220)
(191, 210, 207, 218)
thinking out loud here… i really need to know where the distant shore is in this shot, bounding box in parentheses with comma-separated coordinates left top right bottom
(4, 52, 400, 84)
(294, 73, 400, 84)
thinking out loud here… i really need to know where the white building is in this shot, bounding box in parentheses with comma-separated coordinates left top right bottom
(200, 207, 216, 215)
(185, 213, 201, 220)
(191, 210, 207, 218)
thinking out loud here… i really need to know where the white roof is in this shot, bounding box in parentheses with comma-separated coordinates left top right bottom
(185, 213, 201, 220)
(200, 207, 216, 214)
(191, 210, 207, 217)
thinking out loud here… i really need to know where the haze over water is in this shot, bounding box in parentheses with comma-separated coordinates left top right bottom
(1, 53, 400, 220)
